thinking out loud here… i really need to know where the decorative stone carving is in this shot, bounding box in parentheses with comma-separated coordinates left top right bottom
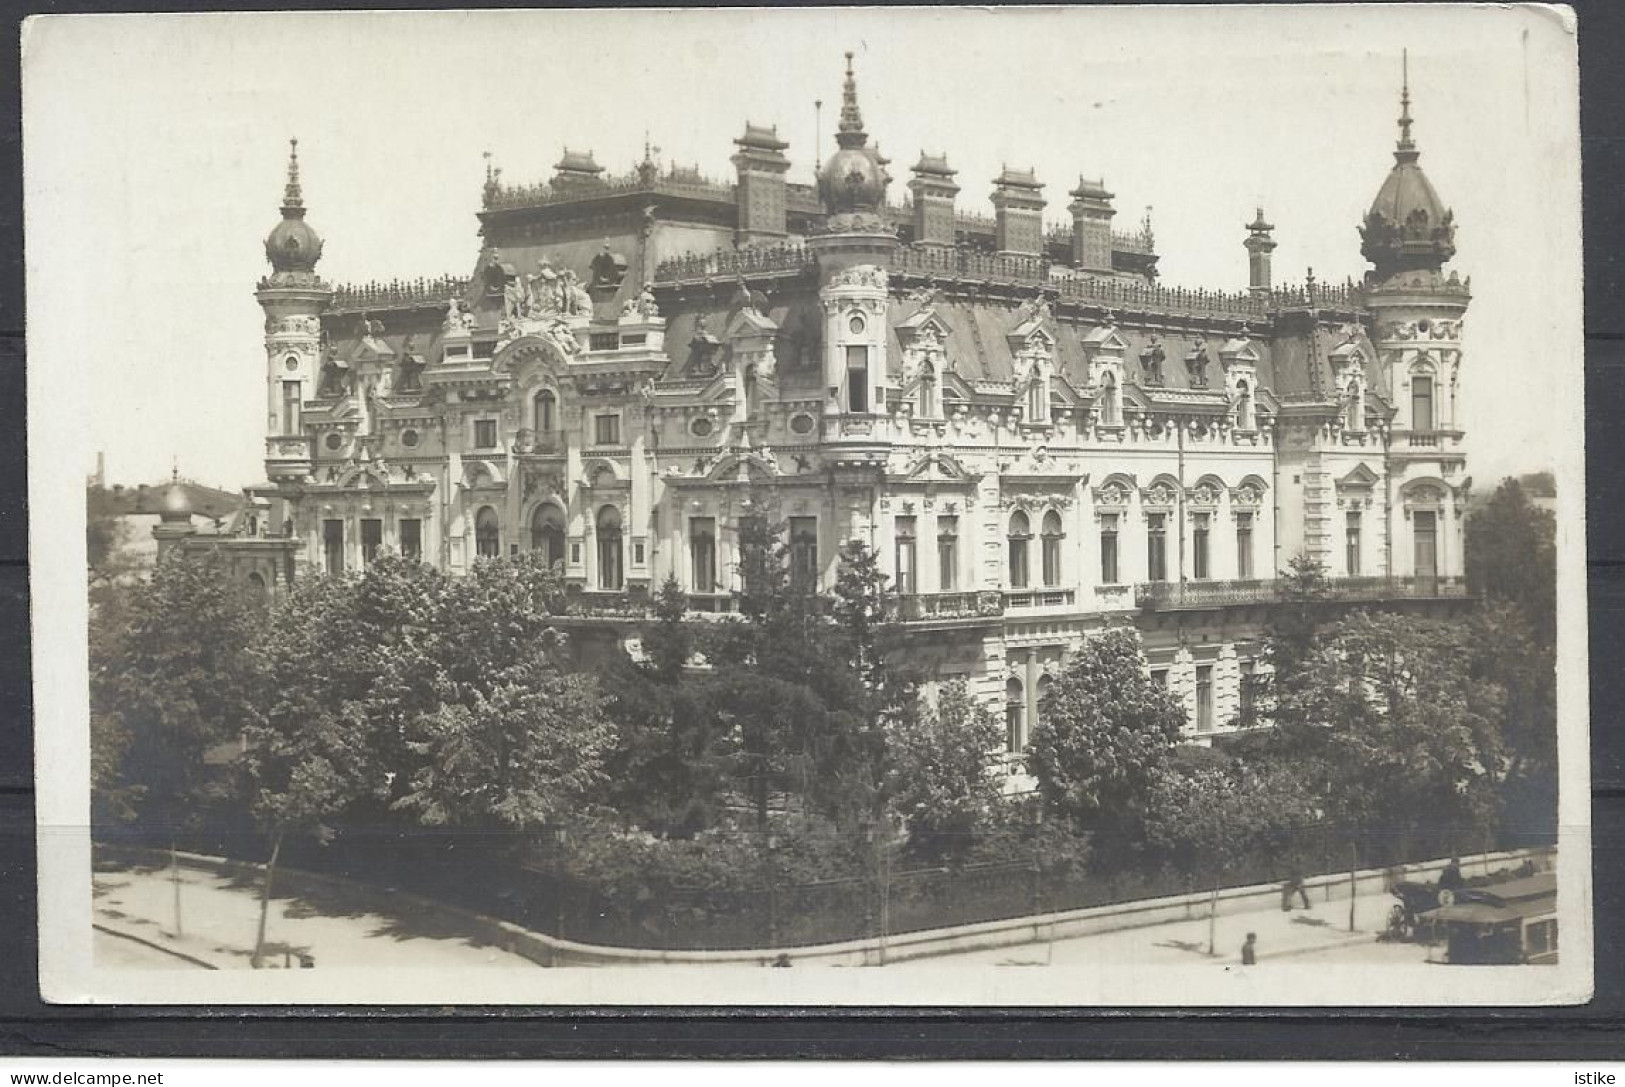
(1381, 320, 1419, 341)
(1142, 480, 1178, 507)
(1184, 337, 1210, 389)
(1094, 480, 1132, 507)
(443, 299, 475, 333)
(267, 314, 321, 337)
(620, 281, 660, 318)
(1188, 481, 1223, 507)
(1230, 481, 1265, 507)
(1140, 336, 1166, 386)
(828, 264, 888, 291)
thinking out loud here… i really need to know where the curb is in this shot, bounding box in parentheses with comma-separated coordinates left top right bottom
(93, 922, 221, 970)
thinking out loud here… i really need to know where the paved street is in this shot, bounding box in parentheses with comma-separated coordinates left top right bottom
(96, 858, 1446, 970)
(93, 862, 540, 969)
(898, 883, 1432, 968)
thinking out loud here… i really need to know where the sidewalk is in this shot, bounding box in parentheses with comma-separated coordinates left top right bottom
(93, 860, 541, 969)
(900, 883, 1424, 968)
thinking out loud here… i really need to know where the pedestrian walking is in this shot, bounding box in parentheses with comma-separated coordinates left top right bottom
(1241, 933, 1257, 965)
(1280, 864, 1311, 912)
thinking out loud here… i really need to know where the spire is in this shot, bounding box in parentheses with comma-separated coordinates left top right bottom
(1395, 49, 1419, 163)
(281, 138, 305, 217)
(836, 51, 868, 149)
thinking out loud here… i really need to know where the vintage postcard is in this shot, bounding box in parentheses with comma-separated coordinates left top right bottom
(26, 4, 1590, 1005)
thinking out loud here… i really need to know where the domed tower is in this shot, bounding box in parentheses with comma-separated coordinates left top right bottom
(810, 53, 899, 425)
(1359, 57, 1471, 584)
(257, 139, 332, 484)
(151, 472, 197, 561)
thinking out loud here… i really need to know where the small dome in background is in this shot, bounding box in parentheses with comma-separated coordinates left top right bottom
(158, 480, 193, 521)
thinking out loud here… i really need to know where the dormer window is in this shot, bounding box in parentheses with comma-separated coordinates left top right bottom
(1236, 379, 1254, 431)
(919, 362, 939, 419)
(1099, 371, 1120, 426)
(1027, 375, 1048, 423)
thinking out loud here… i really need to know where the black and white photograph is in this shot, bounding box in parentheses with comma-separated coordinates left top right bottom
(25, 4, 1590, 1005)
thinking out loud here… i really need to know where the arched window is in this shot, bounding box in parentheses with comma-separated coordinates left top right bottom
(919, 362, 939, 419)
(596, 504, 623, 590)
(1008, 510, 1031, 589)
(475, 506, 500, 559)
(246, 571, 267, 601)
(1005, 677, 1025, 754)
(1036, 673, 1054, 728)
(531, 503, 566, 572)
(534, 388, 557, 435)
(1411, 374, 1435, 432)
(1100, 371, 1119, 426)
(1236, 379, 1254, 431)
(1040, 509, 1064, 587)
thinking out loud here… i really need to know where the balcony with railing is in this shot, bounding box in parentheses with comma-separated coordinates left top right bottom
(1136, 575, 1469, 612)
(1002, 587, 1077, 611)
(330, 275, 471, 313)
(885, 590, 1003, 623)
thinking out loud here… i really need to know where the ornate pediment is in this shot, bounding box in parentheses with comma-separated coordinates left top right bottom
(1337, 463, 1380, 490)
(902, 450, 976, 484)
(1092, 474, 1136, 507)
(490, 327, 577, 374)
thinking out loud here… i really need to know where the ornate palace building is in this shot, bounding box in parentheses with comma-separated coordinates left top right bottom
(196, 54, 1471, 748)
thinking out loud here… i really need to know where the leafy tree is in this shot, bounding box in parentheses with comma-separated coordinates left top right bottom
(90, 550, 263, 840)
(1143, 762, 1321, 952)
(883, 679, 1003, 861)
(1467, 477, 1556, 646)
(1024, 628, 1185, 850)
(1274, 610, 1507, 860)
(599, 578, 733, 838)
(86, 484, 130, 582)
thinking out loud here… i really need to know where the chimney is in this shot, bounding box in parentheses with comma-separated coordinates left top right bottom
(1245, 208, 1277, 295)
(552, 148, 605, 193)
(731, 123, 792, 246)
(908, 152, 959, 247)
(991, 166, 1045, 257)
(1068, 177, 1116, 273)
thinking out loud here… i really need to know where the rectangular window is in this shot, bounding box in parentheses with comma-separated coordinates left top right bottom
(789, 516, 819, 590)
(594, 414, 621, 446)
(1346, 510, 1363, 576)
(589, 332, 619, 352)
(1147, 513, 1168, 582)
(1196, 664, 1214, 733)
(399, 518, 422, 562)
(1152, 668, 1168, 689)
(1414, 509, 1438, 580)
(936, 515, 959, 592)
(474, 418, 498, 450)
(1412, 375, 1435, 432)
(323, 519, 344, 575)
(1192, 513, 1211, 581)
(1240, 660, 1258, 726)
(1236, 512, 1254, 580)
(846, 345, 869, 413)
(632, 540, 645, 566)
(690, 517, 717, 592)
(1100, 514, 1120, 585)
(894, 516, 917, 595)
(282, 380, 302, 437)
(361, 518, 382, 566)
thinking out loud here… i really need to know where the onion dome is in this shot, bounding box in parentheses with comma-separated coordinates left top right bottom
(263, 139, 325, 279)
(157, 478, 193, 523)
(1359, 58, 1455, 276)
(818, 52, 890, 216)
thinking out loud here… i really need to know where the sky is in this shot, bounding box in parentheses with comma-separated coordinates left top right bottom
(24, 5, 1582, 492)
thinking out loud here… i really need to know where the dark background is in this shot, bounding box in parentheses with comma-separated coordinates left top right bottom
(2, 0, 1620, 1059)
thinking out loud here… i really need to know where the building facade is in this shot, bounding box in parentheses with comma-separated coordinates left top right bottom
(227, 55, 1471, 746)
